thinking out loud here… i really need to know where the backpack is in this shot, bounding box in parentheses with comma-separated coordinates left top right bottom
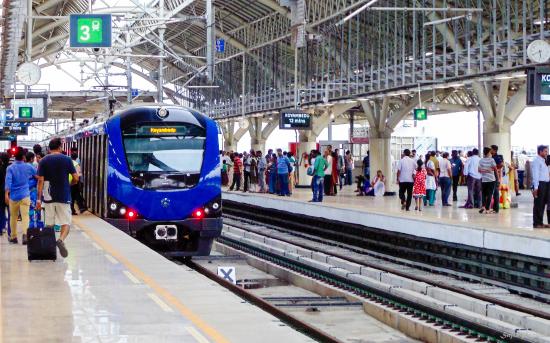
(307, 166, 314, 176)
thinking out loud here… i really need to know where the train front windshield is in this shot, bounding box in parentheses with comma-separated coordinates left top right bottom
(122, 123, 206, 189)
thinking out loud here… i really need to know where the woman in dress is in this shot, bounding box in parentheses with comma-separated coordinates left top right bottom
(413, 159, 427, 211)
(424, 153, 437, 206)
(249, 156, 258, 192)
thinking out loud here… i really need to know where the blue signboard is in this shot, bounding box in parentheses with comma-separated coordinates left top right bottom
(216, 39, 225, 53)
(1, 109, 14, 122)
(131, 88, 139, 97)
(6, 121, 30, 128)
(69, 14, 112, 48)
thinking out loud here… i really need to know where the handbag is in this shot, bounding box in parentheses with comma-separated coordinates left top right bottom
(307, 166, 315, 176)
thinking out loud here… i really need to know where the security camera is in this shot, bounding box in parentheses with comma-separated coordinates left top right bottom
(92, 47, 100, 54)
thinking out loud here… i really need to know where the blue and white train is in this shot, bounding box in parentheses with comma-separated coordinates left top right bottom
(59, 104, 222, 257)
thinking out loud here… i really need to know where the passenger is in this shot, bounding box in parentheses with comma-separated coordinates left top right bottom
(510, 151, 520, 197)
(268, 154, 278, 194)
(249, 151, 258, 193)
(517, 150, 528, 189)
(413, 159, 427, 211)
(372, 170, 386, 196)
(439, 152, 452, 206)
(531, 145, 549, 228)
(276, 149, 290, 196)
(221, 160, 229, 186)
(334, 149, 344, 190)
(397, 149, 416, 211)
(227, 153, 235, 187)
(478, 147, 498, 215)
(242, 151, 251, 193)
(491, 145, 504, 213)
(310, 150, 327, 202)
(331, 151, 339, 195)
(229, 153, 242, 191)
(36, 138, 79, 257)
(323, 149, 333, 196)
(0, 153, 9, 236)
(424, 153, 437, 207)
(32, 144, 42, 157)
(5, 148, 37, 244)
(344, 150, 353, 185)
(287, 152, 296, 195)
(450, 150, 463, 202)
(256, 151, 267, 193)
(362, 151, 370, 179)
(26, 152, 39, 228)
(462, 148, 481, 209)
(70, 152, 87, 214)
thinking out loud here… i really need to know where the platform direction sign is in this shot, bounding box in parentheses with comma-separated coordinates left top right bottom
(217, 266, 236, 285)
(1, 109, 14, 122)
(69, 14, 112, 48)
(216, 39, 225, 53)
(413, 108, 428, 121)
(131, 88, 139, 97)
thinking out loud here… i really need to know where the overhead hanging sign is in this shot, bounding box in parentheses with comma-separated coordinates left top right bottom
(2, 126, 28, 136)
(413, 108, 428, 121)
(9, 95, 48, 122)
(279, 109, 311, 130)
(69, 14, 112, 48)
(527, 68, 550, 106)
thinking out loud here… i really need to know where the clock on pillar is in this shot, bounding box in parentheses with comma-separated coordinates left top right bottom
(16, 62, 41, 86)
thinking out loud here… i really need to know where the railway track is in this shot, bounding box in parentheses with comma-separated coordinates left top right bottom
(208, 221, 550, 342)
(222, 200, 550, 301)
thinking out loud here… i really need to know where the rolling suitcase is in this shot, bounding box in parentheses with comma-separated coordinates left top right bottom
(27, 210, 56, 261)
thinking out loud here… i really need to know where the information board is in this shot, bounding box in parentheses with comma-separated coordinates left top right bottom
(69, 14, 112, 48)
(279, 109, 311, 130)
(527, 68, 550, 106)
(9, 95, 48, 122)
(413, 108, 428, 121)
(2, 126, 28, 135)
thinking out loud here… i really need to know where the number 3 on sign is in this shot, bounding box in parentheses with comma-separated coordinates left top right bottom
(80, 25, 90, 41)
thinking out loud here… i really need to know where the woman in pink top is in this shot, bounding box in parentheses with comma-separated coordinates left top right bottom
(413, 159, 427, 211)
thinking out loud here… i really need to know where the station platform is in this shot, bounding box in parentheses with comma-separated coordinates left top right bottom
(223, 186, 550, 260)
(0, 215, 312, 343)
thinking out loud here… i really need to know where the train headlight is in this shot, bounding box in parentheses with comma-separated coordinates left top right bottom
(110, 203, 117, 211)
(211, 202, 220, 210)
(119, 207, 127, 215)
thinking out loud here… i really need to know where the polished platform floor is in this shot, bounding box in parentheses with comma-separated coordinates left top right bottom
(1, 215, 313, 343)
(223, 184, 550, 259)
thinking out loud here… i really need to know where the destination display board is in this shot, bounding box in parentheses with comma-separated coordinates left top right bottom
(69, 14, 112, 48)
(9, 95, 48, 122)
(2, 126, 28, 135)
(279, 109, 311, 130)
(413, 108, 428, 121)
(527, 68, 550, 106)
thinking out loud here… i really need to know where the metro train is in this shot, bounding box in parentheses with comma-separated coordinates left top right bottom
(57, 104, 222, 257)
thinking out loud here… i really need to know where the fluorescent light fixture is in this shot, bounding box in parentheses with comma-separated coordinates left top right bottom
(534, 19, 548, 25)
(337, 0, 379, 26)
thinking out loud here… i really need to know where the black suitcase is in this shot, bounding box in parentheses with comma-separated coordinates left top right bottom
(27, 226, 57, 261)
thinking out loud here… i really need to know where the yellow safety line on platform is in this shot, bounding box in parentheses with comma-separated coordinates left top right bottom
(74, 217, 230, 343)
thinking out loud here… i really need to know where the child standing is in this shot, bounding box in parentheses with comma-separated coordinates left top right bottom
(413, 159, 427, 211)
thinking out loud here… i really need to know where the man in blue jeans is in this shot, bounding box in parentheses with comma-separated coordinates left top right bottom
(276, 149, 290, 196)
(310, 150, 327, 202)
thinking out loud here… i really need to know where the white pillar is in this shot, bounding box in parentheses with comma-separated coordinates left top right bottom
(297, 141, 317, 186)
(483, 125, 512, 164)
(369, 131, 395, 193)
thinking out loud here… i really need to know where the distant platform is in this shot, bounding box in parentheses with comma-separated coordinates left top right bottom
(0, 214, 311, 343)
(223, 186, 550, 260)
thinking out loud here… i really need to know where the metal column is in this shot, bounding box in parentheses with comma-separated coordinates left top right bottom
(157, 0, 165, 102)
(206, 0, 215, 83)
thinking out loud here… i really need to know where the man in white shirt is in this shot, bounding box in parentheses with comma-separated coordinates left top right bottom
(531, 145, 549, 228)
(397, 149, 416, 211)
(461, 149, 482, 209)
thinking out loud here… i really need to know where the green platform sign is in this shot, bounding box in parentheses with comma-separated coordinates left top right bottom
(70, 14, 112, 48)
(19, 106, 32, 119)
(413, 108, 428, 121)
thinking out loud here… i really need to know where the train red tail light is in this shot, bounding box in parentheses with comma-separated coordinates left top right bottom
(192, 209, 204, 219)
(126, 210, 137, 220)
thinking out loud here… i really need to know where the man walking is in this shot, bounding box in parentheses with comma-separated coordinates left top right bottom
(397, 149, 416, 211)
(531, 145, 549, 228)
(36, 138, 79, 257)
(491, 145, 504, 213)
(5, 148, 37, 244)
